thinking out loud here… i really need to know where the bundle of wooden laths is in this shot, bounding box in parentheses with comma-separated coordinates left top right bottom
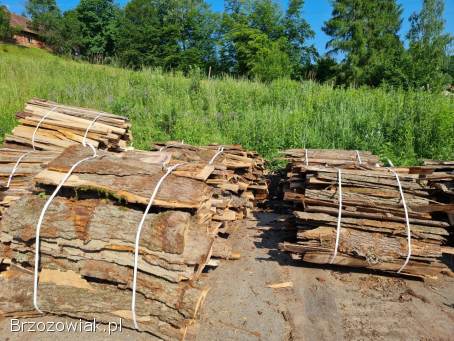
(2, 98, 131, 151)
(0, 145, 240, 340)
(150, 142, 268, 228)
(279, 149, 454, 279)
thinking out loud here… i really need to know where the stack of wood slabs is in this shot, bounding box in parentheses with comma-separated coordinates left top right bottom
(280, 159, 454, 278)
(151, 142, 268, 225)
(281, 148, 381, 168)
(2, 98, 131, 152)
(411, 160, 454, 196)
(0, 148, 62, 219)
(0, 145, 239, 340)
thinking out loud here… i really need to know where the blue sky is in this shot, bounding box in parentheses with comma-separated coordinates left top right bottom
(2, 0, 453, 54)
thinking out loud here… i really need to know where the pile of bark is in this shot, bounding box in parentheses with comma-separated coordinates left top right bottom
(0, 144, 243, 340)
(2, 98, 131, 152)
(150, 142, 268, 229)
(279, 149, 454, 278)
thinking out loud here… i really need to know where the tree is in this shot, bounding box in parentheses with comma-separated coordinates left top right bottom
(0, 6, 13, 41)
(405, 0, 452, 90)
(25, 0, 62, 47)
(323, 0, 405, 87)
(74, 0, 120, 61)
(282, 0, 316, 77)
(115, 0, 218, 71)
(58, 10, 84, 56)
(313, 55, 338, 83)
(221, 0, 314, 80)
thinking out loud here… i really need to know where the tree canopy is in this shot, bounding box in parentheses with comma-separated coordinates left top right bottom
(13, 0, 453, 89)
(0, 5, 13, 40)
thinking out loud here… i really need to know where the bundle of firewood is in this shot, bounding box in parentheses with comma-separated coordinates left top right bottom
(150, 142, 268, 228)
(280, 150, 454, 278)
(0, 145, 240, 340)
(2, 99, 131, 151)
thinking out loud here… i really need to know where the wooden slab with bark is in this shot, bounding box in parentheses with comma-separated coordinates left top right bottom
(280, 150, 453, 278)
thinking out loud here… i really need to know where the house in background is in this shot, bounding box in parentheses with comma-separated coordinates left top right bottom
(9, 13, 45, 48)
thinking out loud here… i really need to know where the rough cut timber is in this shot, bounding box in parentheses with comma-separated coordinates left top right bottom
(0, 265, 204, 341)
(34, 145, 213, 210)
(0, 148, 62, 219)
(0, 196, 212, 339)
(281, 148, 381, 168)
(152, 142, 268, 202)
(2, 98, 131, 152)
(280, 150, 454, 278)
(0, 148, 60, 191)
(0, 142, 245, 340)
(149, 142, 268, 230)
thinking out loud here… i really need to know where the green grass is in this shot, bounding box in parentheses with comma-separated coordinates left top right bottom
(1, 43, 453, 165)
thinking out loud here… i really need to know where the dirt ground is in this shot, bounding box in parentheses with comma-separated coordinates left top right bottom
(1, 212, 453, 341)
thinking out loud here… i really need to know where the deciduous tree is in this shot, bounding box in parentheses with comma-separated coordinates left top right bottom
(405, 0, 452, 90)
(0, 5, 13, 41)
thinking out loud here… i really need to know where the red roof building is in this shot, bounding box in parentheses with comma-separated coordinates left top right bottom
(9, 13, 46, 49)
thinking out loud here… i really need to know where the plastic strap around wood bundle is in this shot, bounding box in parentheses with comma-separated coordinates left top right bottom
(33, 114, 103, 313)
(355, 150, 363, 165)
(6, 106, 57, 189)
(330, 169, 342, 264)
(82, 113, 105, 147)
(390, 169, 412, 273)
(208, 146, 224, 165)
(304, 148, 308, 166)
(131, 162, 185, 330)
(387, 158, 395, 167)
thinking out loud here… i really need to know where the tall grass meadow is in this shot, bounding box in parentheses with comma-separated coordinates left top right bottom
(0, 43, 453, 165)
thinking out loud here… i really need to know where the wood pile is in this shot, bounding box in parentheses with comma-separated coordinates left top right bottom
(281, 148, 381, 168)
(2, 98, 131, 152)
(150, 142, 268, 229)
(0, 148, 62, 219)
(0, 145, 241, 340)
(279, 149, 454, 278)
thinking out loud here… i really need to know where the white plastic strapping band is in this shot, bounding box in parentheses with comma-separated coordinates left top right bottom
(355, 150, 362, 165)
(6, 151, 32, 188)
(330, 169, 342, 264)
(32, 106, 57, 151)
(208, 146, 224, 165)
(390, 169, 412, 273)
(33, 113, 102, 313)
(131, 162, 184, 330)
(387, 158, 395, 167)
(304, 149, 308, 166)
(7, 106, 57, 188)
(82, 113, 104, 147)
(33, 143, 97, 313)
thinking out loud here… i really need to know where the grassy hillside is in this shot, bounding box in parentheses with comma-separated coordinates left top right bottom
(1, 43, 453, 165)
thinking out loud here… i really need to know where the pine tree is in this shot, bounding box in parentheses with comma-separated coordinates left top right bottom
(323, 0, 405, 87)
(406, 0, 452, 90)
